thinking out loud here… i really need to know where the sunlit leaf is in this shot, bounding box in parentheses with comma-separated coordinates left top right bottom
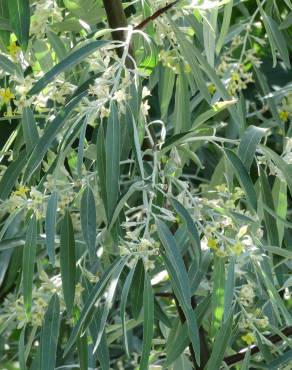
(39, 294, 60, 370)
(8, 0, 30, 50)
(22, 214, 37, 315)
(60, 210, 76, 314)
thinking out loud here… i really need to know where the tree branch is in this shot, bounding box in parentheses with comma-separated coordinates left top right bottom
(102, 0, 128, 44)
(135, 0, 180, 30)
(102, 0, 133, 65)
(156, 291, 292, 367)
(223, 326, 292, 366)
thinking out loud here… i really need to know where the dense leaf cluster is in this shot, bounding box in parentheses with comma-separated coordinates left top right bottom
(0, 0, 291, 369)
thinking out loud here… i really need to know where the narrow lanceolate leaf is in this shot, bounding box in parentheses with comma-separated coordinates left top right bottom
(279, 11, 292, 29)
(93, 260, 126, 353)
(97, 124, 107, 216)
(203, 6, 218, 67)
(130, 113, 145, 179)
(8, 0, 30, 50)
(64, 258, 127, 356)
(173, 64, 191, 133)
(257, 3, 291, 69)
(0, 151, 27, 201)
(171, 198, 201, 259)
(238, 125, 266, 172)
(260, 168, 279, 246)
(216, 0, 233, 55)
(18, 326, 26, 370)
(39, 294, 60, 370)
(156, 220, 201, 365)
(223, 258, 235, 322)
(140, 271, 154, 370)
(165, 296, 211, 367)
(45, 192, 58, 266)
(256, 263, 292, 325)
(266, 349, 292, 369)
(159, 66, 175, 119)
(253, 67, 282, 128)
(225, 149, 257, 211)
(259, 145, 292, 196)
(272, 178, 287, 246)
(106, 102, 120, 221)
(0, 54, 22, 77)
(33, 39, 54, 73)
(205, 311, 233, 370)
(23, 92, 87, 181)
(60, 210, 76, 314)
(82, 278, 110, 370)
(130, 258, 145, 319)
(47, 29, 68, 61)
(120, 263, 136, 357)
(22, 215, 37, 315)
(22, 107, 39, 155)
(0, 0, 10, 50)
(242, 349, 251, 370)
(80, 186, 97, 263)
(77, 118, 87, 178)
(77, 333, 88, 370)
(211, 257, 225, 337)
(261, 245, 292, 259)
(28, 40, 109, 95)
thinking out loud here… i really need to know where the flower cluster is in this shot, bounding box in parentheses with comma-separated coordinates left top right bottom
(216, 35, 261, 96)
(30, 0, 63, 37)
(0, 270, 84, 330)
(27, 187, 47, 219)
(141, 86, 151, 116)
(227, 66, 254, 96)
(278, 92, 292, 122)
(7, 41, 21, 60)
(239, 284, 256, 307)
(178, 184, 261, 259)
(119, 237, 160, 270)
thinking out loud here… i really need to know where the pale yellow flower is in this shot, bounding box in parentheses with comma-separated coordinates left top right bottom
(279, 110, 290, 122)
(13, 185, 30, 198)
(232, 241, 243, 256)
(7, 41, 21, 58)
(207, 238, 218, 250)
(0, 88, 15, 104)
(242, 332, 255, 345)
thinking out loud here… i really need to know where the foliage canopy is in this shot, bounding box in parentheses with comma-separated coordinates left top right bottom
(0, 0, 292, 369)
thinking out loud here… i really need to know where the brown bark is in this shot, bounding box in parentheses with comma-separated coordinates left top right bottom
(102, 0, 128, 44)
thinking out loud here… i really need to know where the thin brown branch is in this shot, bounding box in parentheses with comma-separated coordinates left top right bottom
(223, 326, 292, 366)
(156, 290, 292, 366)
(155, 292, 174, 297)
(135, 0, 180, 30)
